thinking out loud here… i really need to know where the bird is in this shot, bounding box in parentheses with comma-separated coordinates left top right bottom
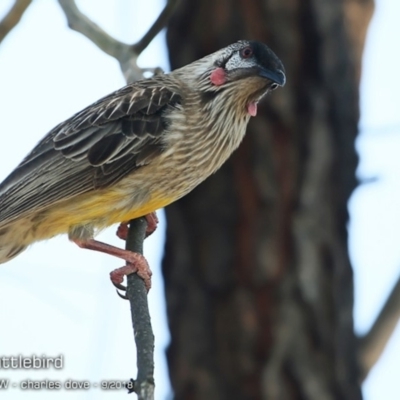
(0, 40, 285, 290)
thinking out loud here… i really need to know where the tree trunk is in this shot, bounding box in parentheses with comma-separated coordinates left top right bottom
(163, 1, 373, 399)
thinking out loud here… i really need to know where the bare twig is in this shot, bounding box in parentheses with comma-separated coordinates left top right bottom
(131, 0, 181, 54)
(57, 0, 130, 60)
(359, 273, 400, 380)
(56, 2, 176, 396)
(57, 0, 180, 82)
(0, 0, 32, 45)
(125, 218, 155, 399)
(58, 0, 141, 81)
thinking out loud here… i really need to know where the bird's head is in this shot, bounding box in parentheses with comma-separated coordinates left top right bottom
(180, 40, 285, 117)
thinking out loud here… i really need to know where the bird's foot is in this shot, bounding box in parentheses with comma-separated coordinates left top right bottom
(110, 252, 152, 293)
(73, 238, 152, 294)
(116, 212, 159, 240)
(144, 212, 159, 237)
(116, 222, 129, 241)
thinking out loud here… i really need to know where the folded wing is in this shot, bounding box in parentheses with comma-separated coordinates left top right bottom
(0, 80, 181, 224)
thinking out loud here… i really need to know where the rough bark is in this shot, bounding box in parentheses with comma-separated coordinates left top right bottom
(163, 0, 373, 399)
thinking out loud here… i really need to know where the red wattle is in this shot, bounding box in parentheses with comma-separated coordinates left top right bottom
(247, 102, 257, 117)
(210, 68, 226, 86)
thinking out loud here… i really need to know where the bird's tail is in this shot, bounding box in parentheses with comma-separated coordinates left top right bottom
(0, 220, 29, 264)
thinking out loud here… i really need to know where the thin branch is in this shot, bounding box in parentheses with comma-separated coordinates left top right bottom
(131, 0, 181, 54)
(358, 273, 400, 380)
(0, 0, 32, 45)
(57, 0, 179, 82)
(56, 2, 175, 396)
(57, 0, 155, 82)
(125, 218, 155, 399)
(57, 0, 130, 61)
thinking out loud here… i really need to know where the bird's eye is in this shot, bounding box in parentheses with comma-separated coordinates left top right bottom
(240, 47, 253, 59)
(270, 83, 279, 90)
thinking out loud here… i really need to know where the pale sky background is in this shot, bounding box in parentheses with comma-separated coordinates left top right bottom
(0, 1, 399, 399)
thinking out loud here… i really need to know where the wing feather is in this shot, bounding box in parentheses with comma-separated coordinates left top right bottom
(0, 79, 181, 224)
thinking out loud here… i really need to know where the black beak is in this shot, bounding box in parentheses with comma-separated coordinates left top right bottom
(258, 67, 286, 86)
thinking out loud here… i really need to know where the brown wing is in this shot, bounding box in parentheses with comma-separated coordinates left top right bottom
(0, 80, 181, 224)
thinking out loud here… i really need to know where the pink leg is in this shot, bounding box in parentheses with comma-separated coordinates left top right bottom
(73, 238, 152, 291)
(116, 212, 159, 240)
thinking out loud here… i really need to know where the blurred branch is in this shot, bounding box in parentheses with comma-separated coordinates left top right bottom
(132, 0, 181, 54)
(58, 0, 178, 82)
(56, 2, 180, 398)
(125, 218, 155, 399)
(359, 274, 400, 380)
(0, 0, 32, 45)
(57, 0, 142, 81)
(57, 0, 130, 60)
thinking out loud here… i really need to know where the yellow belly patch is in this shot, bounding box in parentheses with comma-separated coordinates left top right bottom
(31, 189, 174, 241)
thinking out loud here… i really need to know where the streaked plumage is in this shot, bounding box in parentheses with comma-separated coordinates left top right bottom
(0, 40, 285, 263)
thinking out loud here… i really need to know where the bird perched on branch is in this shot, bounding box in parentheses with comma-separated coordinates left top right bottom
(0, 40, 285, 290)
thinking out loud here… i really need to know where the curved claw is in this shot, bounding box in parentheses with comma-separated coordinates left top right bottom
(110, 259, 152, 292)
(116, 289, 128, 300)
(112, 281, 127, 291)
